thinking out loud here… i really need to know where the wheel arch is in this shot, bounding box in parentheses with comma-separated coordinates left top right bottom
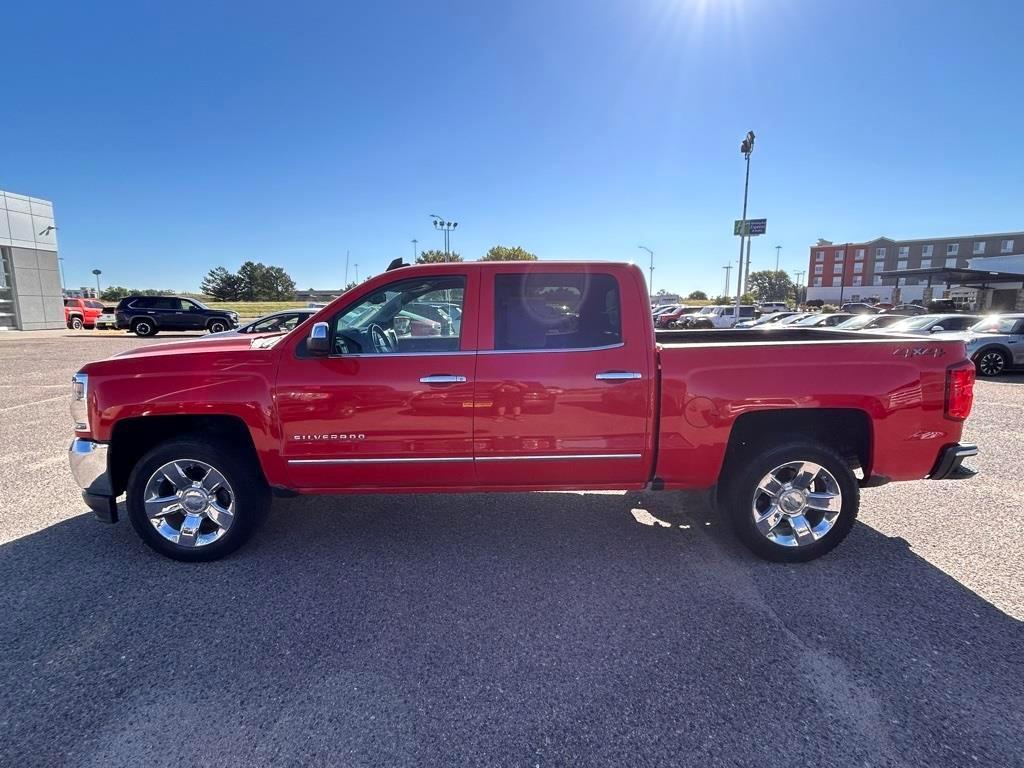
(720, 408, 872, 484)
(109, 414, 265, 497)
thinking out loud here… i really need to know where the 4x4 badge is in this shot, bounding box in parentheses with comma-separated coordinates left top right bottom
(892, 347, 945, 358)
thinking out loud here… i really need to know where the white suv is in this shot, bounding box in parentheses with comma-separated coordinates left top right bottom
(690, 305, 757, 329)
(758, 302, 790, 314)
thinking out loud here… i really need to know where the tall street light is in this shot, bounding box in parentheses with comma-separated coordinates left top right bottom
(774, 244, 783, 301)
(91, 268, 102, 297)
(430, 214, 458, 256)
(411, 239, 419, 263)
(638, 246, 654, 299)
(735, 130, 755, 317)
(723, 263, 732, 296)
(794, 270, 806, 306)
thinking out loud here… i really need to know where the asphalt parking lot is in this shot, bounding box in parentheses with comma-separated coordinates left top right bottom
(1, 331, 1022, 767)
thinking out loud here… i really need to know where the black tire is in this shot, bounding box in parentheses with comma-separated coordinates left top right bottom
(718, 440, 859, 563)
(207, 319, 228, 334)
(131, 318, 157, 337)
(974, 348, 1008, 377)
(126, 437, 270, 562)
(69, 316, 84, 330)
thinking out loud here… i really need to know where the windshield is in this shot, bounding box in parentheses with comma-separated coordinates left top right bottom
(970, 316, 1022, 334)
(190, 299, 210, 310)
(835, 315, 876, 329)
(887, 316, 935, 331)
(793, 314, 827, 326)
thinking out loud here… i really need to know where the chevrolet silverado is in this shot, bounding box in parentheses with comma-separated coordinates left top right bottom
(68, 261, 978, 562)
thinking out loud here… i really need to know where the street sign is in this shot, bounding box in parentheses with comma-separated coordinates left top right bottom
(734, 218, 767, 236)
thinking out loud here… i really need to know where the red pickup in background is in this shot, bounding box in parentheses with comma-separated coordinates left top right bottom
(63, 297, 106, 329)
(68, 261, 977, 563)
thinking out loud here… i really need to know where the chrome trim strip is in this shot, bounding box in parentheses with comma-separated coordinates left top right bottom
(475, 453, 642, 462)
(478, 342, 625, 355)
(288, 453, 642, 465)
(71, 373, 89, 432)
(289, 456, 474, 465)
(332, 350, 476, 358)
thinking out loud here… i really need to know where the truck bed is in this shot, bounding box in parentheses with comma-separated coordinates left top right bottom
(655, 328, 903, 345)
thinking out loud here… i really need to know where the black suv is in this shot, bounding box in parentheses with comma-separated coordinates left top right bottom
(115, 296, 239, 336)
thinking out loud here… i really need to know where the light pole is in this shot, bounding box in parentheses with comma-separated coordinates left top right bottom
(638, 246, 654, 298)
(723, 264, 732, 296)
(735, 130, 755, 317)
(58, 257, 67, 294)
(91, 268, 102, 297)
(774, 245, 782, 300)
(411, 239, 419, 263)
(430, 214, 458, 257)
(354, 263, 359, 283)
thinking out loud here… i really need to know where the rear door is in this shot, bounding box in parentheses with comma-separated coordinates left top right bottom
(473, 266, 653, 488)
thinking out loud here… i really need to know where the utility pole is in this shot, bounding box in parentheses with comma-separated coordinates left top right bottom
(838, 242, 851, 306)
(775, 245, 782, 272)
(638, 246, 654, 298)
(743, 238, 752, 294)
(723, 264, 732, 296)
(354, 263, 359, 283)
(735, 130, 755, 317)
(794, 270, 806, 306)
(411, 239, 419, 263)
(345, 250, 350, 285)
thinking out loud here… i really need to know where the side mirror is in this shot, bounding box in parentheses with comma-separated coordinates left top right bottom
(930, 326, 945, 333)
(307, 322, 330, 356)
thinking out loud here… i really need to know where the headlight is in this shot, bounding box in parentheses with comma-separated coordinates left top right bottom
(71, 373, 89, 432)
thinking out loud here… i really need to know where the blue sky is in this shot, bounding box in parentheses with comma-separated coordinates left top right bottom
(3, 0, 1022, 296)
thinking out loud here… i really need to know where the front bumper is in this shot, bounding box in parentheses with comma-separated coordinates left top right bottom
(928, 443, 979, 480)
(69, 439, 118, 522)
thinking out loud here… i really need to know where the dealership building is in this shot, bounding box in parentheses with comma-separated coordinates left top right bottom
(0, 189, 63, 330)
(804, 231, 1024, 311)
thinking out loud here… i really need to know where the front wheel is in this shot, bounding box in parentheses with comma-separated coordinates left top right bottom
(126, 438, 270, 561)
(974, 348, 1008, 377)
(69, 316, 84, 330)
(718, 441, 859, 562)
(207, 319, 228, 334)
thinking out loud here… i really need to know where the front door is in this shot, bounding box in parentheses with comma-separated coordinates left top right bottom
(473, 268, 653, 488)
(276, 269, 479, 490)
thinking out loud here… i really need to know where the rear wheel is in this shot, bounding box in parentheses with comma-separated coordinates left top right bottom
(131, 318, 157, 337)
(719, 441, 859, 562)
(69, 316, 84, 330)
(126, 437, 270, 561)
(974, 348, 1008, 377)
(207, 319, 228, 334)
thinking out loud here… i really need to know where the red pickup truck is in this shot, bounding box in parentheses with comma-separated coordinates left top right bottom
(69, 261, 978, 563)
(63, 297, 106, 329)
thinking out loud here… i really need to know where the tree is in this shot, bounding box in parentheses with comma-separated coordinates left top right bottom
(746, 270, 795, 303)
(100, 286, 131, 301)
(480, 245, 538, 261)
(259, 265, 297, 300)
(686, 290, 708, 300)
(201, 267, 242, 301)
(416, 249, 463, 264)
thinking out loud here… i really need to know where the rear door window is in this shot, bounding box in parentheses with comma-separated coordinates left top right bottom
(494, 273, 621, 350)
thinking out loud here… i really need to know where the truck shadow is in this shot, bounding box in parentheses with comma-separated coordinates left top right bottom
(2, 492, 1021, 767)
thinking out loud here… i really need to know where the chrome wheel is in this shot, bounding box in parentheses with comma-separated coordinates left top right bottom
(751, 461, 842, 548)
(134, 320, 152, 336)
(208, 321, 227, 333)
(143, 459, 235, 548)
(976, 351, 1006, 377)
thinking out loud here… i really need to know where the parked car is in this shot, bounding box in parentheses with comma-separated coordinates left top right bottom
(940, 314, 1024, 377)
(207, 308, 317, 338)
(69, 261, 977, 564)
(688, 305, 757, 329)
(880, 303, 928, 316)
(833, 314, 908, 331)
(735, 311, 799, 329)
(882, 314, 981, 336)
(114, 296, 239, 336)
(654, 305, 699, 328)
(757, 302, 790, 314)
(840, 303, 879, 315)
(63, 298, 106, 330)
(93, 306, 118, 330)
(791, 313, 856, 328)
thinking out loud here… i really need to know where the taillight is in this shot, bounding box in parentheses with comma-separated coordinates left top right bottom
(945, 363, 975, 421)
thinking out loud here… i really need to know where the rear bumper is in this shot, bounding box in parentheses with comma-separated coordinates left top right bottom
(69, 439, 118, 522)
(928, 443, 979, 480)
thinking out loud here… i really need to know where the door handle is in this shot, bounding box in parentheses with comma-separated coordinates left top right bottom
(595, 371, 642, 381)
(419, 375, 467, 384)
